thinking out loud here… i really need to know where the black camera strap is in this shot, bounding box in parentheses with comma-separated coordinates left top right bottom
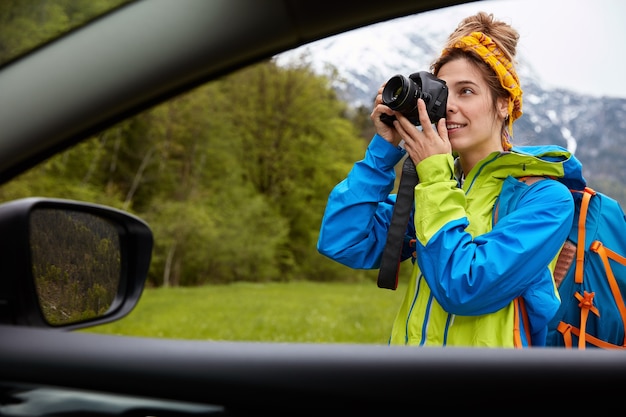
(377, 156, 419, 290)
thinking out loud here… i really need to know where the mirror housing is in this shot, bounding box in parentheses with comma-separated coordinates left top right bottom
(0, 198, 152, 330)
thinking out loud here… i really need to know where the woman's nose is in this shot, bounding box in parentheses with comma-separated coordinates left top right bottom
(446, 97, 457, 114)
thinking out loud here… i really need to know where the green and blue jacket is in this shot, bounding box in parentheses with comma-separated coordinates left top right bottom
(317, 134, 582, 347)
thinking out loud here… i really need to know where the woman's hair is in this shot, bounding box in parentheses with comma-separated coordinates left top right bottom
(442, 12, 519, 63)
(431, 12, 521, 149)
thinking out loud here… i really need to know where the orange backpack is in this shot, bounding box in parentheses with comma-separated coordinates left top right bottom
(498, 179, 626, 349)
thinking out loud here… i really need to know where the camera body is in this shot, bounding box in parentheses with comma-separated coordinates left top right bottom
(380, 71, 448, 126)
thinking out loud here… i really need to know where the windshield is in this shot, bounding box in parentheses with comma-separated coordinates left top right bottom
(1, 0, 624, 344)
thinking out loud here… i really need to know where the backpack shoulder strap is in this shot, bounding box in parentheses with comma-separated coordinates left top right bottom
(518, 176, 545, 185)
(570, 187, 595, 284)
(513, 297, 532, 348)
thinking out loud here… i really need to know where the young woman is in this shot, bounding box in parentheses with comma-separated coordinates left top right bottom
(317, 12, 584, 347)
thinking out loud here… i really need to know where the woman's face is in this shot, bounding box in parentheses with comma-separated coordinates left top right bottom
(436, 58, 507, 156)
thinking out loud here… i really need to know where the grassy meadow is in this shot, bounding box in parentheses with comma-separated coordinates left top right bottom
(88, 281, 406, 344)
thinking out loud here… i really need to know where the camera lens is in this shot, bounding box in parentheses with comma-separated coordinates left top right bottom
(382, 75, 417, 113)
(391, 86, 402, 100)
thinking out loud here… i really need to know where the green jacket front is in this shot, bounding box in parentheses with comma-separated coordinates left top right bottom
(391, 146, 577, 347)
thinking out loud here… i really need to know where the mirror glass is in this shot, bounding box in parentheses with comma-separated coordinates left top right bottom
(29, 208, 122, 325)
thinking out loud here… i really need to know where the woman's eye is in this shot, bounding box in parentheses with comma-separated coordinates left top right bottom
(460, 88, 473, 95)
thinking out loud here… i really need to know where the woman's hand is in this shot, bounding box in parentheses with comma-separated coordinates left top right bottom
(394, 98, 451, 165)
(370, 84, 404, 147)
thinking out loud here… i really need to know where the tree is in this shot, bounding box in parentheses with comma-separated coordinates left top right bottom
(211, 60, 368, 280)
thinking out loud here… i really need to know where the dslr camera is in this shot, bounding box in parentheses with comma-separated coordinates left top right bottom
(380, 71, 448, 127)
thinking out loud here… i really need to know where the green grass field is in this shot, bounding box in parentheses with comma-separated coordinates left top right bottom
(88, 281, 406, 344)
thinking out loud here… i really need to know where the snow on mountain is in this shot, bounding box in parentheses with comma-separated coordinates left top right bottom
(275, 11, 545, 109)
(276, 14, 448, 108)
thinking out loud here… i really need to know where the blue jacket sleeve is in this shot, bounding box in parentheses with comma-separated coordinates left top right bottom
(415, 175, 574, 316)
(317, 134, 408, 269)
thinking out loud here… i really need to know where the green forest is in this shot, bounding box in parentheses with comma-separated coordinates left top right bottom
(0, 0, 387, 288)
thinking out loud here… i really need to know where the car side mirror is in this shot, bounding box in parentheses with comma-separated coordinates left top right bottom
(0, 198, 152, 330)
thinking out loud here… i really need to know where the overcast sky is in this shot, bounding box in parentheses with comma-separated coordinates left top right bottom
(424, 0, 625, 98)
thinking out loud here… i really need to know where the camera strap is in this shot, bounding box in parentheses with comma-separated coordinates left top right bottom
(377, 156, 419, 290)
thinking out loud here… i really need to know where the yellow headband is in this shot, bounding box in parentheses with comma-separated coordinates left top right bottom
(442, 32, 523, 149)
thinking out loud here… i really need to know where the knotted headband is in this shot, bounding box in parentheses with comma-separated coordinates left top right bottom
(441, 31, 523, 150)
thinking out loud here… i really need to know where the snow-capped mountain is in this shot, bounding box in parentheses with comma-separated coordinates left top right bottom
(275, 13, 626, 205)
